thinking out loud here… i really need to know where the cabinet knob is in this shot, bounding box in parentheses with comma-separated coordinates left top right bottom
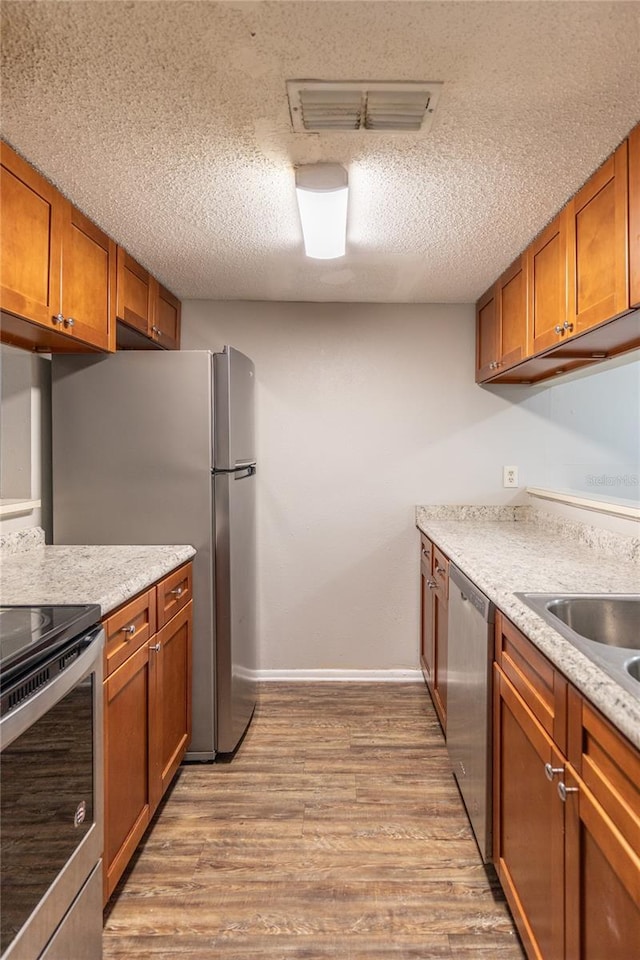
(53, 313, 65, 324)
(435, 564, 446, 575)
(554, 324, 563, 334)
(152, 325, 162, 336)
(149, 642, 161, 652)
(121, 624, 136, 637)
(65, 317, 75, 328)
(427, 578, 436, 589)
(544, 762, 564, 781)
(421, 548, 429, 559)
(563, 321, 574, 332)
(557, 781, 578, 802)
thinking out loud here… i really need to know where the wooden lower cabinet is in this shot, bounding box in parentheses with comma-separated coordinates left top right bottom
(102, 563, 193, 904)
(418, 534, 448, 731)
(494, 663, 565, 960)
(494, 614, 640, 960)
(104, 642, 153, 901)
(151, 604, 192, 808)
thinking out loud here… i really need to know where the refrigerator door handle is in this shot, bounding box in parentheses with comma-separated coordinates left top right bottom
(212, 463, 256, 478)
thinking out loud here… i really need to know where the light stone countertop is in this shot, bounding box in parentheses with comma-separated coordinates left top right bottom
(0, 534, 196, 617)
(416, 505, 640, 749)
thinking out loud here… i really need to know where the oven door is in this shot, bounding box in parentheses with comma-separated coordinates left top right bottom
(0, 626, 104, 960)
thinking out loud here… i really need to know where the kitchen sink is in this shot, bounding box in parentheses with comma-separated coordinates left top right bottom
(516, 593, 640, 700)
(626, 658, 640, 683)
(543, 597, 640, 649)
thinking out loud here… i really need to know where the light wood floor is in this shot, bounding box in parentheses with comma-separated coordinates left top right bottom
(103, 683, 525, 959)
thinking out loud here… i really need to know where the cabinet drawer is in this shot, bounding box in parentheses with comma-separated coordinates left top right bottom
(419, 534, 432, 573)
(157, 562, 192, 629)
(104, 588, 156, 677)
(567, 687, 640, 852)
(495, 612, 567, 751)
(432, 546, 449, 597)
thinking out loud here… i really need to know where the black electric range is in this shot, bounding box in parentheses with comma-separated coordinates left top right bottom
(0, 605, 101, 716)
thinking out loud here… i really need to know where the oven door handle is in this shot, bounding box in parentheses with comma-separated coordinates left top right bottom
(0, 626, 104, 751)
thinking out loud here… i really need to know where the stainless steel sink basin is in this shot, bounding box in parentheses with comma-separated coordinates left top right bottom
(516, 593, 640, 701)
(627, 658, 640, 683)
(544, 597, 640, 650)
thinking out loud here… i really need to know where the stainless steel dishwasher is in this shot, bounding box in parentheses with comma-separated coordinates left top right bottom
(447, 563, 495, 862)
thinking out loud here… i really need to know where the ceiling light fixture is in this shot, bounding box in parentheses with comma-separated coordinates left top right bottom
(295, 163, 348, 259)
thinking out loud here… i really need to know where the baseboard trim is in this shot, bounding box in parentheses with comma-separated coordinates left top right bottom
(254, 669, 424, 682)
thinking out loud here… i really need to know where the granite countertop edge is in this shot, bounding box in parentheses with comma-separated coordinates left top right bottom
(0, 543, 196, 617)
(415, 506, 640, 750)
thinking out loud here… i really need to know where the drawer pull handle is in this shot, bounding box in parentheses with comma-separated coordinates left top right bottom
(149, 642, 161, 652)
(544, 763, 564, 781)
(557, 781, 578, 802)
(121, 624, 136, 636)
(170, 586, 184, 598)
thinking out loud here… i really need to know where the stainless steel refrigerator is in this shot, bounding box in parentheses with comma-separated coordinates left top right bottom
(51, 348, 257, 758)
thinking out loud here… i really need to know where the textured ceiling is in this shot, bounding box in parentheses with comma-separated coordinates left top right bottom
(1, 1, 639, 303)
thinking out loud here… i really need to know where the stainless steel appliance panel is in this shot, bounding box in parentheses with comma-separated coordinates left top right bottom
(446, 564, 495, 863)
(214, 466, 257, 752)
(39, 862, 102, 960)
(214, 347, 256, 469)
(0, 628, 103, 960)
(52, 351, 216, 757)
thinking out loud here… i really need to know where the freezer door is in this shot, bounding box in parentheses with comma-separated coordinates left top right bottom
(214, 466, 257, 752)
(214, 347, 256, 469)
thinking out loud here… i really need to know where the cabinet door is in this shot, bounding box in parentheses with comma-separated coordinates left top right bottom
(497, 255, 528, 369)
(476, 284, 499, 381)
(567, 141, 629, 333)
(493, 666, 565, 960)
(116, 247, 153, 336)
(151, 279, 181, 350)
(419, 540, 434, 684)
(150, 602, 192, 811)
(103, 641, 153, 903)
(61, 202, 116, 351)
(0, 142, 62, 328)
(528, 209, 570, 354)
(629, 124, 640, 308)
(432, 583, 448, 730)
(563, 765, 640, 960)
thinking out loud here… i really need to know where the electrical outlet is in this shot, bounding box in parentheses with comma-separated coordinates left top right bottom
(503, 465, 519, 488)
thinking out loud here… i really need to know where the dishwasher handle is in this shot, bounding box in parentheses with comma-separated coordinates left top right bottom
(449, 564, 495, 622)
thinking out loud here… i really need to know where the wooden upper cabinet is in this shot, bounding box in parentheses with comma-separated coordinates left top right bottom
(567, 140, 630, 334)
(475, 283, 499, 381)
(116, 247, 153, 336)
(527, 208, 569, 354)
(1, 142, 62, 328)
(61, 201, 116, 351)
(497, 255, 528, 370)
(1, 141, 115, 352)
(152, 280, 181, 350)
(629, 123, 640, 309)
(476, 257, 529, 382)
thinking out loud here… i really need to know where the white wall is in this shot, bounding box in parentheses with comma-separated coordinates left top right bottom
(183, 300, 593, 674)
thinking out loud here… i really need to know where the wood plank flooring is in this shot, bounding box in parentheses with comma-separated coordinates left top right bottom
(102, 683, 525, 959)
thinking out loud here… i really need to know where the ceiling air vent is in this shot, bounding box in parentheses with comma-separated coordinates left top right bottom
(286, 81, 442, 134)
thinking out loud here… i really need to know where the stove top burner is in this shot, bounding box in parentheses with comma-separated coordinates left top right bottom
(0, 605, 102, 685)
